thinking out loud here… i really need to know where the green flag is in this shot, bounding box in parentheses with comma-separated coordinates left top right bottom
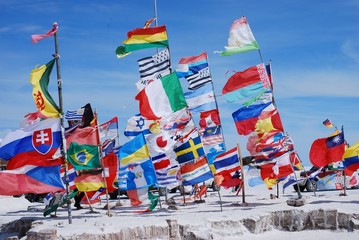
(67, 142, 101, 170)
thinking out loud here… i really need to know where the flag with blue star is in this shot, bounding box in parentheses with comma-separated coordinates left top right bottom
(124, 114, 159, 138)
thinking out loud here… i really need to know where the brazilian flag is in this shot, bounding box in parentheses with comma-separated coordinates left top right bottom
(67, 142, 101, 170)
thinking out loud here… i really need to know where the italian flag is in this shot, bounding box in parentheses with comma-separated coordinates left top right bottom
(135, 72, 187, 120)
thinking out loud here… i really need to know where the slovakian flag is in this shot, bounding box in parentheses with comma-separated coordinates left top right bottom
(216, 16, 259, 56)
(116, 25, 169, 58)
(174, 136, 205, 164)
(135, 72, 187, 120)
(31, 22, 58, 43)
(180, 156, 213, 186)
(0, 118, 62, 169)
(222, 63, 270, 104)
(213, 147, 241, 175)
(232, 102, 272, 135)
(0, 164, 64, 196)
(309, 128, 346, 167)
(343, 141, 359, 176)
(29, 59, 60, 118)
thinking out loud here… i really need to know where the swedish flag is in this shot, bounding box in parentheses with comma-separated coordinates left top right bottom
(174, 136, 205, 164)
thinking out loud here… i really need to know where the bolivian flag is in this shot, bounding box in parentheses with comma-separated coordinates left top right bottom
(29, 59, 60, 118)
(116, 25, 169, 58)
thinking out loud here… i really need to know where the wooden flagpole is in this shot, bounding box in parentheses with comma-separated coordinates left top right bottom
(94, 110, 111, 216)
(237, 144, 247, 205)
(53, 22, 72, 224)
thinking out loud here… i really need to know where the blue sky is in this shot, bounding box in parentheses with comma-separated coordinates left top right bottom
(1, 0, 359, 166)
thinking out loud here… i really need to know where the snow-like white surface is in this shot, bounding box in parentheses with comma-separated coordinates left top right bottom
(1, 183, 359, 239)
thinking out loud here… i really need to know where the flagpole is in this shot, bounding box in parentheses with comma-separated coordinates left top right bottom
(237, 144, 247, 205)
(94, 110, 112, 216)
(53, 22, 72, 224)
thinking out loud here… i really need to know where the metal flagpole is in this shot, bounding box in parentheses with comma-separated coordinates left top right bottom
(237, 144, 247, 205)
(53, 22, 72, 224)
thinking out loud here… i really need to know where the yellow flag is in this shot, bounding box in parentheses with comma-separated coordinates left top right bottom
(29, 59, 60, 118)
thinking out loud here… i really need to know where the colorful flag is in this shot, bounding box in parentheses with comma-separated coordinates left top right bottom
(118, 134, 151, 189)
(125, 159, 157, 190)
(127, 187, 159, 212)
(136, 49, 171, 90)
(29, 59, 60, 118)
(184, 66, 212, 90)
(199, 125, 224, 146)
(19, 111, 47, 128)
(0, 118, 62, 168)
(309, 128, 346, 167)
(143, 17, 156, 28)
(232, 102, 272, 135)
(60, 163, 77, 190)
(116, 25, 169, 58)
(65, 103, 94, 127)
(155, 164, 180, 189)
(176, 52, 209, 78)
(199, 109, 220, 130)
(213, 147, 241, 174)
(67, 142, 101, 170)
(222, 63, 270, 103)
(135, 72, 187, 120)
(65, 126, 99, 149)
(174, 136, 205, 164)
(0, 164, 64, 196)
(74, 171, 105, 192)
(184, 83, 216, 114)
(323, 119, 334, 128)
(343, 141, 359, 176)
(124, 114, 155, 137)
(216, 16, 259, 56)
(31, 22, 58, 43)
(180, 156, 213, 186)
(206, 142, 226, 165)
(99, 117, 118, 143)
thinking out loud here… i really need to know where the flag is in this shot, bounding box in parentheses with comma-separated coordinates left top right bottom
(213, 147, 241, 174)
(0, 164, 64, 196)
(135, 72, 187, 120)
(176, 52, 209, 78)
(0, 118, 62, 167)
(65, 103, 94, 127)
(29, 59, 60, 118)
(136, 49, 171, 90)
(232, 102, 272, 135)
(125, 159, 157, 190)
(216, 16, 259, 56)
(184, 83, 216, 114)
(127, 187, 159, 212)
(323, 119, 334, 128)
(222, 63, 270, 103)
(206, 143, 226, 165)
(74, 171, 105, 192)
(199, 109, 220, 130)
(184, 66, 212, 90)
(199, 125, 224, 146)
(19, 111, 47, 128)
(174, 136, 205, 164)
(65, 126, 99, 149)
(67, 142, 101, 170)
(124, 114, 156, 137)
(155, 164, 180, 189)
(99, 117, 118, 143)
(31, 22, 58, 43)
(143, 17, 156, 28)
(116, 25, 169, 58)
(102, 152, 119, 192)
(60, 163, 77, 190)
(180, 156, 213, 186)
(309, 129, 346, 167)
(246, 166, 264, 187)
(118, 134, 151, 190)
(343, 141, 359, 176)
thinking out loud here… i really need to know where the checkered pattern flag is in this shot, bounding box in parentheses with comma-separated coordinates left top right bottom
(185, 66, 212, 90)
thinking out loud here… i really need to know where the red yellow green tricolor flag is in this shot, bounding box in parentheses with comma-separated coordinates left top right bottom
(29, 59, 60, 118)
(116, 25, 169, 58)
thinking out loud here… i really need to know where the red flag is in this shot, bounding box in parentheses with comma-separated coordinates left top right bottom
(309, 130, 345, 167)
(199, 109, 220, 129)
(31, 23, 58, 43)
